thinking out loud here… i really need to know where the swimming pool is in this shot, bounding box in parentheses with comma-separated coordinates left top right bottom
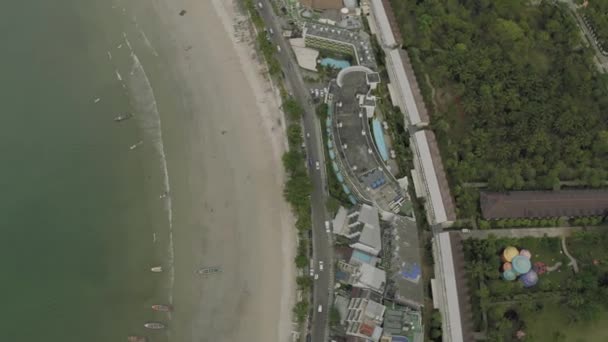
(319, 57, 351, 70)
(372, 118, 389, 161)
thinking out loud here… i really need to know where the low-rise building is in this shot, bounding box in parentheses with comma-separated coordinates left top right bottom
(333, 204, 382, 256)
(345, 292, 386, 341)
(299, 0, 344, 10)
(303, 23, 377, 69)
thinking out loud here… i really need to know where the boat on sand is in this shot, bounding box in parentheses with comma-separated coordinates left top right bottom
(144, 322, 165, 330)
(197, 266, 222, 275)
(127, 336, 147, 342)
(151, 304, 173, 312)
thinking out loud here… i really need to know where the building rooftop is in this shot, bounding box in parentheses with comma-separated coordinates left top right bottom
(480, 190, 608, 219)
(385, 49, 429, 126)
(369, 0, 403, 48)
(413, 130, 456, 224)
(304, 23, 377, 68)
(355, 263, 386, 293)
(383, 215, 425, 308)
(299, 0, 343, 10)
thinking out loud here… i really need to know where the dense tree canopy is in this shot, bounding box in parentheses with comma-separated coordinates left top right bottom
(390, 0, 608, 215)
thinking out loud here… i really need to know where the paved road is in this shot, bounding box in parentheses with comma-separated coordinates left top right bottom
(257, 2, 332, 341)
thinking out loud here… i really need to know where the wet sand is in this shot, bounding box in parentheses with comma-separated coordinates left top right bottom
(148, 0, 296, 341)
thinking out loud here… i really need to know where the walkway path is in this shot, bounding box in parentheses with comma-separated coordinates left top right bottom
(561, 236, 579, 273)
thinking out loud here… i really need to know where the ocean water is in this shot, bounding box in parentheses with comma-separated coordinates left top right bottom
(0, 1, 174, 341)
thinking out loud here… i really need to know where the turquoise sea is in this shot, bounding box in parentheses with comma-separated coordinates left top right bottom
(0, 1, 177, 341)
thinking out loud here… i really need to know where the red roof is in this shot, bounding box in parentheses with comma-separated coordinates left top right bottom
(359, 322, 375, 337)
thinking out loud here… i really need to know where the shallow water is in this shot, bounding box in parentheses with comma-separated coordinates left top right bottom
(0, 1, 174, 340)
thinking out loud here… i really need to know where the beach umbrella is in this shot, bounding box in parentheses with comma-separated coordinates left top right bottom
(512, 255, 532, 274)
(502, 246, 519, 262)
(520, 270, 539, 287)
(503, 269, 517, 281)
(502, 262, 512, 272)
(519, 249, 532, 259)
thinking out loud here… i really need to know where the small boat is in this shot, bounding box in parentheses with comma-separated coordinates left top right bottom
(152, 304, 173, 312)
(94, 98, 101, 103)
(130, 140, 143, 150)
(114, 113, 133, 122)
(144, 322, 165, 330)
(127, 336, 147, 342)
(150, 266, 162, 273)
(197, 266, 222, 275)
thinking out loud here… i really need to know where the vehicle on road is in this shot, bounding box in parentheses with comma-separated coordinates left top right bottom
(269, 27, 274, 35)
(319, 261, 324, 271)
(315, 161, 320, 170)
(325, 220, 331, 233)
(257, 2, 263, 9)
(309, 266, 314, 276)
(318, 305, 323, 313)
(306, 132, 310, 138)
(276, 45, 281, 52)
(314, 273, 319, 280)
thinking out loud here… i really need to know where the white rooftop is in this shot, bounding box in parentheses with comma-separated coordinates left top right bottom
(356, 263, 386, 292)
(370, 0, 397, 47)
(387, 48, 423, 125)
(355, 204, 382, 255)
(414, 130, 448, 224)
(437, 232, 463, 342)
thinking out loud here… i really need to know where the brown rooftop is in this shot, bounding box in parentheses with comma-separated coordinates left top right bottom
(480, 190, 608, 219)
(381, 0, 403, 46)
(399, 50, 430, 124)
(425, 130, 457, 221)
(300, 0, 343, 10)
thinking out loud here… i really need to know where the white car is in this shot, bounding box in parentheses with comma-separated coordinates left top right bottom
(306, 132, 310, 138)
(319, 261, 324, 271)
(257, 2, 263, 9)
(309, 267, 314, 276)
(315, 161, 320, 170)
(318, 305, 323, 313)
(276, 45, 281, 52)
(314, 273, 319, 280)
(325, 220, 331, 233)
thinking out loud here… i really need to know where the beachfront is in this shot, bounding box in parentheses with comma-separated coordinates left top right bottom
(145, 0, 296, 340)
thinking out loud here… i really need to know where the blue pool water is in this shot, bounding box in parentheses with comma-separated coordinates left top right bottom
(320, 57, 351, 69)
(352, 250, 374, 264)
(372, 118, 389, 161)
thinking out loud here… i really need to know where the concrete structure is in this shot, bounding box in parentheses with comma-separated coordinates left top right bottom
(345, 294, 386, 341)
(336, 258, 386, 294)
(431, 232, 474, 342)
(383, 306, 423, 342)
(480, 190, 608, 219)
(333, 204, 383, 256)
(303, 23, 377, 69)
(411, 130, 456, 227)
(299, 0, 344, 10)
(289, 38, 320, 71)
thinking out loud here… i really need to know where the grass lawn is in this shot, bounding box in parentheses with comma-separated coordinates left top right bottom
(523, 302, 608, 342)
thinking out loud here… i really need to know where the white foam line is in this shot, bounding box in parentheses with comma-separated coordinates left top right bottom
(115, 70, 122, 81)
(107, 51, 112, 60)
(139, 29, 159, 57)
(129, 53, 175, 311)
(123, 33, 133, 53)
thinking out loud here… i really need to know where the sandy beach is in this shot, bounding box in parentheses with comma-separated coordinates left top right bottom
(146, 0, 296, 341)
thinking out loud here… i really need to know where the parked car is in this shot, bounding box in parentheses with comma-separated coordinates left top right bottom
(257, 2, 263, 9)
(319, 261, 324, 271)
(318, 305, 323, 313)
(315, 161, 320, 170)
(309, 267, 314, 276)
(314, 273, 319, 280)
(325, 220, 331, 233)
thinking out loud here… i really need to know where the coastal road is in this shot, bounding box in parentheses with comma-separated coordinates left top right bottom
(257, 2, 332, 341)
